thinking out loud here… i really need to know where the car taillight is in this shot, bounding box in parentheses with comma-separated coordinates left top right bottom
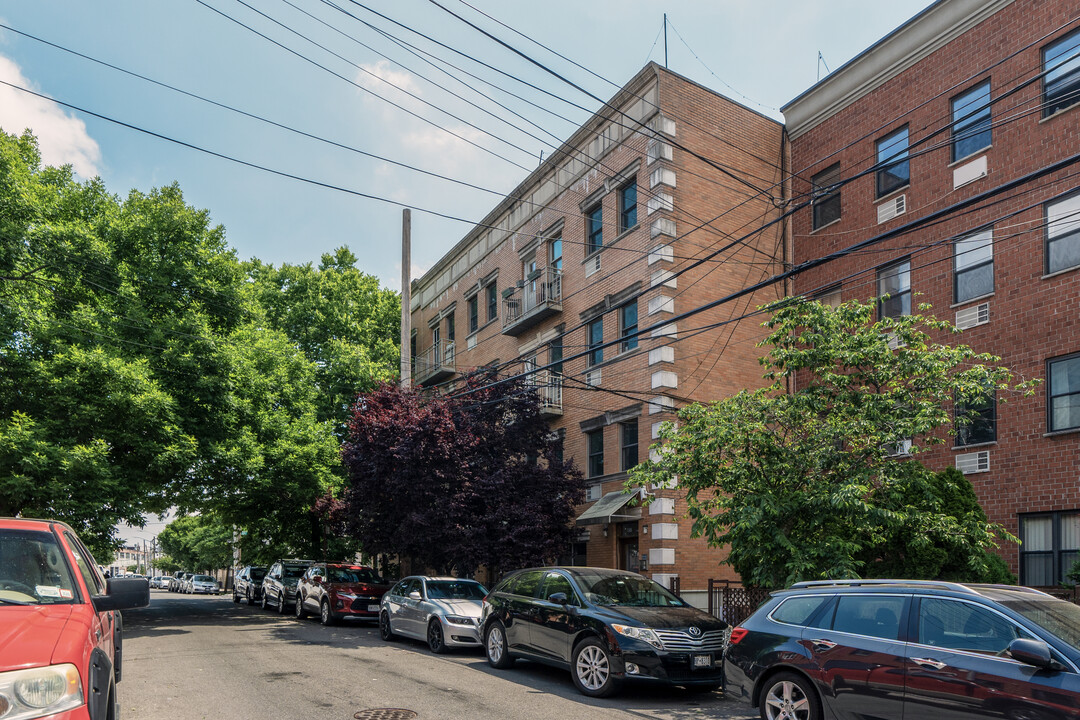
(729, 627, 749, 645)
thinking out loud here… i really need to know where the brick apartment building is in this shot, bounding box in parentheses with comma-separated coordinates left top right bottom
(783, 0, 1080, 584)
(408, 63, 785, 604)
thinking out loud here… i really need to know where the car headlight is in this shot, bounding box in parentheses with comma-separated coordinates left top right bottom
(444, 615, 475, 626)
(0, 664, 83, 719)
(611, 624, 664, 650)
(336, 593, 358, 601)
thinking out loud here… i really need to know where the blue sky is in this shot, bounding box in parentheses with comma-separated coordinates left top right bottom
(0, 0, 931, 294)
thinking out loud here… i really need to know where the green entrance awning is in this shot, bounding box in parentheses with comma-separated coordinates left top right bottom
(576, 491, 641, 526)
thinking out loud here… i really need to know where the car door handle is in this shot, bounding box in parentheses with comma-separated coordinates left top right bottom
(810, 639, 837, 652)
(911, 657, 947, 670)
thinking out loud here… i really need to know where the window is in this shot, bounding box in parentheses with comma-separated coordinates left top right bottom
(877, 259, 911, 319)
(815, 285, 842, 309)
(619, 180, 638, 233)
(1020, 511, 1080, 586)
(550, 336, 563, 375)
(486, 284, 498, 322)
(951, 81, 992, 162)
(467, 295, 479, 333)
(955, 389, 996, 446)
(619, 302, 638, 353)
(954, 228, 994, 303)
(831, 595, 905, 640)
(445, 311, 455, 342)
(1046, 192, 1080, 275)
(1043, 29, 1080, 118)
(876, 126, 910, 198)
(587, 429, 604, 477)
(917, 598, 1021, 653)
(1048, 353, 1080, 432)
(811, 163, 842, 230)
(550, 236, 562, 272)
(586, 204, 603, 256)
(771, 596, 831, 627)
(588, 317, 604, 366)
(620, 419, 638, 472)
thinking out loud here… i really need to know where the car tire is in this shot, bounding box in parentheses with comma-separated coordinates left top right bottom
(759, 672, 821, 720)
(232, 589, 241, 604)
(246, 589, 254, 606)
(320, 599, 337, 626)
(485, 621, 514, 669)
(427, 618, 447, 654)
(379, 611, 397, 641)
(295, 594, 307, 619)
(277, 592, 289, 614)
(571, 637, 620, 698)
(260, 591, 269, 611)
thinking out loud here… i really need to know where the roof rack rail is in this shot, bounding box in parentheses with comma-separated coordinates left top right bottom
(788, 579, 981, 595)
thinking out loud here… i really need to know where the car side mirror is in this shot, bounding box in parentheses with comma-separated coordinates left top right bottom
(409, 590, 422, 601)
(548, 592, 569, 605)
(93, 577, 150, 613)
(1008, 638, 1061, 670)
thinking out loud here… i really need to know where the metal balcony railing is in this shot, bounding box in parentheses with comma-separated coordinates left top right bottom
(502, 267, 562, 336)
(533, 371, 563, 415)
(412, 339, 455, 386)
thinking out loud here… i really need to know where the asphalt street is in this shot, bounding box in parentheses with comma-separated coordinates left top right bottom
(119, 591, 758, 720)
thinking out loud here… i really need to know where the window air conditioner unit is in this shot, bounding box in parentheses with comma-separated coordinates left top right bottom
(955, 302, 990, 330)
(956, 450, 990, 474)
(877, 194, 906, 224)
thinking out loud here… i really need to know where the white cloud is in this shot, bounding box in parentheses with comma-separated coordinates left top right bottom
(0, 54, 101, 177)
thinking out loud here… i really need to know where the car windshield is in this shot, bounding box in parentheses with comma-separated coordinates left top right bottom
(282, 565, 307, 579)
(572, 570, 685, 608)
(999, 596, 1080, 650)
(193, 575, 214, 582)
(426, 580, 486, 600)
(327, 566, 381, 584)
(0, 528, 79, 605)
(249, 568, 266, 581)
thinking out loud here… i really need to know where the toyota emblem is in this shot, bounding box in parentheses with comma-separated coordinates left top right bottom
(688, 626, 702, 637)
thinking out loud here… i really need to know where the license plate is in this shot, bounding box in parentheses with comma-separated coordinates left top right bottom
(367, 604, 380, 612)
(691, 654, 712, 669)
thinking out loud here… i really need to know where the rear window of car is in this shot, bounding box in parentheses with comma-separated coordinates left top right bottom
(509, 570, 544, 598)
(282, 565, 308, 579)
(193, 575, 214, 582)
(831, 595, 905, 640)
(771, 595, 831, 626)
(249, 568, 266, 581)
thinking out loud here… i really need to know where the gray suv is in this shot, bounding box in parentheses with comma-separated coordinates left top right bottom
(260, 559, 313, 614)
(725, 579, 1080, 720)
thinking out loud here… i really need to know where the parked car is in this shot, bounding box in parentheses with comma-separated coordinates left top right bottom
(150, 576, 170, 589)
(481, 566, 727, 697)
(380, 576, 487, 653)
(0, 517, 149, 719)
(189, 574, 219, 594)
(180, 573, 196, 594)
(233, 564, 267, 605)
(725, 579, 1080, 720)
(261, 559, 313, 613)
(295, 563, 392, 626)
(171, 572, 193, 593)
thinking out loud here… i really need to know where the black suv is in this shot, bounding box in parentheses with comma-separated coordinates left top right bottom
(481, 566, 727, 697)
(232, 565, 266, 605)
(260, 559, 313, 614)
(725, 579, 1080, 720)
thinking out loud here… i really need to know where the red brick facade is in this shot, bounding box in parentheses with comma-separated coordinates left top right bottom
(409, 64, 784, 603)
(783, 0, 1080, 583)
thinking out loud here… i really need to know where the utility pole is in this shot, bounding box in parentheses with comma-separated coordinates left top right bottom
(663, 14, 668, 68)
(400, 208, 412, 389)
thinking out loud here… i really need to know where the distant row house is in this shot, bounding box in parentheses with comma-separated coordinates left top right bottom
(407, 0, 1079, 603)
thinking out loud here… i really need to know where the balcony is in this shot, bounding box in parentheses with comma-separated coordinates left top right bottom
(413, 339, 456, 387)
(533, 371, 563, 416)
(502, 267, 562, 336)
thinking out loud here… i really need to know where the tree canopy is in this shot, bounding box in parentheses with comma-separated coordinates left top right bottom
(0, 129, 399, 558)
(342, 371, 584, 578)
(629, 298, 1035, 588)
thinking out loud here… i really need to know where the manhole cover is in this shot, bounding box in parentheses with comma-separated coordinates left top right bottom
(354, 710, 417, 720)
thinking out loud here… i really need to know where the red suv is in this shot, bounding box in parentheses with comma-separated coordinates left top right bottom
(294, 563, 391, 625)
(0, 518, 149, 719)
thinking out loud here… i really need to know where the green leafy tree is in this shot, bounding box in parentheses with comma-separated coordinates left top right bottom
(629, 298, 1036, 588)
(158, 515, 233, 572)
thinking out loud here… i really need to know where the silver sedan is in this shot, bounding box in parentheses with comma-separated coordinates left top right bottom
(379, 576, 488, 653)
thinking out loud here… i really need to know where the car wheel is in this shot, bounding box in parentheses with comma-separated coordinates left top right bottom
(379, 611, 397, 641)
(277, 592, 289, 614)
(232, 588, 241, 604)
(260, 592, 269, 611)
(760, 672, 820, 720)
(295, 594, 307, 619)
(485, 621, 514, 669)
(427, 618, 447, 654)
(320, 599, 337, 626)
(246, 589, 254, 606)
(571, 637, 620, 698)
